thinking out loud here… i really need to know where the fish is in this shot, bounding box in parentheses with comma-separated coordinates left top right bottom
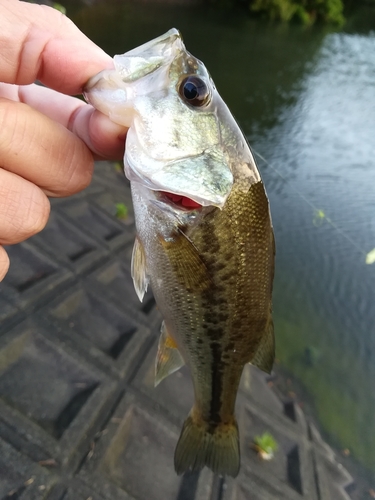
(84, 28, 275, 478)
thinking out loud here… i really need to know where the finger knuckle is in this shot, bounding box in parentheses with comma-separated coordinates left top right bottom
(0, 99, 18, 152)
(0, 183, 50, 243)
(26, 188, 51, 235)
(58, 138, 93, 194)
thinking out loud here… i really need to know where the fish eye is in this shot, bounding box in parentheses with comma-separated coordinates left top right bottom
(178, 76, 210, 107)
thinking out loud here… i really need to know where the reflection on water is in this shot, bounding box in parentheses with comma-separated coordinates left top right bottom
(65, 0, 375, 484)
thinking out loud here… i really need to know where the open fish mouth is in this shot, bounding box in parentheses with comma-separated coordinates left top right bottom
(158, 191, 203, 209)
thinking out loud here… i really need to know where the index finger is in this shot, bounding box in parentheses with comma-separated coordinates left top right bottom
(0, 0, 113, 94)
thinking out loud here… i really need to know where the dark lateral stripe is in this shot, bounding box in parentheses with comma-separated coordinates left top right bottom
(200, 215, 227, 427)
(209, 341, 224, 426)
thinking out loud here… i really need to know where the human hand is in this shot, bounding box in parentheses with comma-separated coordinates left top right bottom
(0, 0, 127, 281)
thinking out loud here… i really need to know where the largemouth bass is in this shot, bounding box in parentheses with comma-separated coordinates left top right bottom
(84, 29, 275, 478)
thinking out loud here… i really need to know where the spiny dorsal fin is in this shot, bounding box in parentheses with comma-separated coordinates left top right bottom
(131, 236, 149, 302)
(155, 321, 185, 387)
(249, 318, 275, 374)
(158, 227, 212, 293)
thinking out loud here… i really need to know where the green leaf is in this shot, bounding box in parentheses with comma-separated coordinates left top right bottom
(52, 3, 66, 14)
(365, 248, 375, 265)
(254, 431, 278, 454)
(114, 162, 124, 173)
(115, 203, 128, 220)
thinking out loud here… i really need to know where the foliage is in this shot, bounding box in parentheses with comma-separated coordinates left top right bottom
(250, 0, 298, 21)
(249, 0, 345, 24)
(254, 431, 279, 456)
(115, 203, 128, 220)
(114, 162, 124, 173)
(210, 0, 343, 24)
(52, 2, 66, 15)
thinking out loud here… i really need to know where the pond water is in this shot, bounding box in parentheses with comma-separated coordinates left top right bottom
(65, 0, 375, 487)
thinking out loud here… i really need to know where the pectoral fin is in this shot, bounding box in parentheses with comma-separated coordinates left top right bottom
(155, 321, 185, 387)
(131, 236, 149, 302)
(249, 318, 275, 374)
(158, 227, 212, 293)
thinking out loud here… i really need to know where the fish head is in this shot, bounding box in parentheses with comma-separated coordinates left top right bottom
(84, 29, 258, 209)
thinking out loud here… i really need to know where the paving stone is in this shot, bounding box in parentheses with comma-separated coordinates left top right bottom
(0, 319, 117, 469)
(46, 478, 120, 500)
(42, 282, 152, 378)
(85, 163, 135, 226)
(86, 256, 157, 320)
(0, 291, 19, 330)
(0, 332, 98, 439)
(239, 403, 305, 496)
(79, 391, 196, 500)
(92, 162, 128, 190)
(239, 365, 284, 415)
(309, 423, 353, 500)
(190, 469, 216, 500)
(31, 211, 109, 275)
(56, 199, 131, 251)
(1, 242, 73, 310)
(88, 189, 135, 229)
(0, 437, 52, 499)
(222, 472, 301, 500)
(132, 339, 194, 424)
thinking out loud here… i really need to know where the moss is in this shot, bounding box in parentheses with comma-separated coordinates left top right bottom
(275, 315, 375, 469)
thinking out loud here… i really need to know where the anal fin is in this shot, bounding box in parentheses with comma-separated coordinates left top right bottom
(131, 236, 149, 302)
(155, 321, 185, 387)
(249, 318, 275, 374)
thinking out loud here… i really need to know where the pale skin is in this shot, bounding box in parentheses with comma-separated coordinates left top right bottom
(0, 0, 128, 280)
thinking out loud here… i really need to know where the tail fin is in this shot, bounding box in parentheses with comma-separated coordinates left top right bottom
(174, 413, 240, 477)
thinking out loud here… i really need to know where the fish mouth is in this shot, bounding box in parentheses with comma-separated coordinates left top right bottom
(158, 191, 203, 210)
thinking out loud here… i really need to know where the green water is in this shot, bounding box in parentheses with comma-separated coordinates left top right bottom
(65, 0, 375, 484)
